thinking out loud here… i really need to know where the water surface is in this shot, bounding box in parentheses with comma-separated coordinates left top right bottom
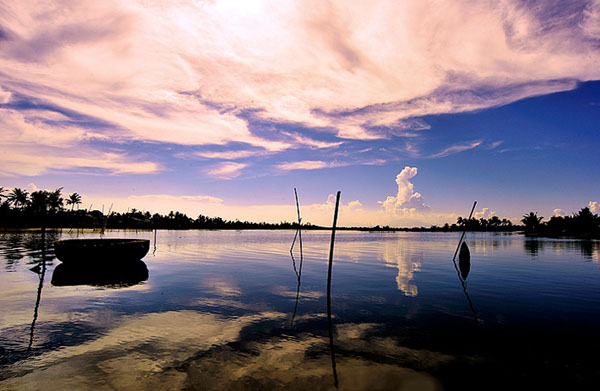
(1, 230, 599, 390)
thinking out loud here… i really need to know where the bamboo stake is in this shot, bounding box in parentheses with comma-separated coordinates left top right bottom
(327, 191, 341, 389)
(450, 200, 480, 323)
(290, 188, 304, 326)
(452, 200, 477, 263)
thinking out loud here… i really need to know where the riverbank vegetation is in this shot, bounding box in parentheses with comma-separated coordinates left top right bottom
(521, 209, 600, 239)
(1, 187, 598, 238)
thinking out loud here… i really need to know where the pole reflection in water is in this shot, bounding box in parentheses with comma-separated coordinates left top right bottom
(327, 191, 341, 389)
(153, 228, 157, 255)
(28, 229, 47, 352)
(290, 188, 304, 327)
(451, 201, 479, 323)
(289, 236, 303, 327)
(452, 243, 479, 323)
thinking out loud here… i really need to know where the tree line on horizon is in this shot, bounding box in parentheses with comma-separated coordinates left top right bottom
(0, 186, 313, 230)
(0, 186, 598, 237)
(520, 209, 600, 238)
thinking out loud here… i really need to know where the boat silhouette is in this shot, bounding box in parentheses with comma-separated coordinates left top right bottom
(54, 239, 150, 264)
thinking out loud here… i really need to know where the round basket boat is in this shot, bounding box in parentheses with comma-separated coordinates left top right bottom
(54, 239, 150, 265)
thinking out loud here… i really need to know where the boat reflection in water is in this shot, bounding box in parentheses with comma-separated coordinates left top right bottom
(452, 240, 479, 323)
(51, 259, 148, 287)
(458, 241, 471, 281)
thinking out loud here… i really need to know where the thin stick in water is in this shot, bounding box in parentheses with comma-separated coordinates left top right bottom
(452, 200, 477, 263)
(290, 188, 304, 326)
(153, 228, 157, 255)
(327, 191, 341, 389)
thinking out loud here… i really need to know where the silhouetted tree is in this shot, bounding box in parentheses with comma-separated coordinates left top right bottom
(47, 187, 63, 213)
(522, 212, 543, 234)
(489, 216, 501, 227)
(29, 190, 49, 215)
(572, 207, 599, 235)
(66, 193, 82, 211)
(8, 188, 29, 209)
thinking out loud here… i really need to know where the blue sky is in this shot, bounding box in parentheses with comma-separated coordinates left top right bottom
(1, 1, 599, 226)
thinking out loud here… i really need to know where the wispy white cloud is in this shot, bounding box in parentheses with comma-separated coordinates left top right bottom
(128, 194, 223, 204)
(0, 149, 159, 177)
(191, 150, 271, 160)
(487, 140, 504, 149)
(276, 160, 345, 171)
(277, 156, 387, 171)
(582, 0, 600, 38)
(281, 132, 344, 149)
(0, 87, 11, 103)
(428, 140, 483, 158)
(0, 107, 158, 176)
(1, 0, 598, 158)
(205, 162, 247, 179)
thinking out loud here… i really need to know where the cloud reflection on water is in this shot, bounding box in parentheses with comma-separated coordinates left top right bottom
(1, 309, 447, 391)
(381, 240, 422, 297)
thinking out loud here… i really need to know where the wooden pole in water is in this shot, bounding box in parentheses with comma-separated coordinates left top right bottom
(153, 228, 157, 255)
(327, 191, 341, 293)
(450, 200, 480, 323)
(295, 188, 303, 275)
(327, 191, 341, 389)
(452, 200, 477, 262)
(290, 188, 304, 326)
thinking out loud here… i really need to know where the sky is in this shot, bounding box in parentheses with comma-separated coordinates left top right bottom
(1, 0, 599, 227)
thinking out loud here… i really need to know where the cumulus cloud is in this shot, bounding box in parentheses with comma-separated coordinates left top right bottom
(474, 208, 496, 219)
(378, 166, 430, 216)
(71, 175, 459, 227)
(382, 241, 422, 297)
(589, 201, 600, 214)
(553, 208, 565, 216)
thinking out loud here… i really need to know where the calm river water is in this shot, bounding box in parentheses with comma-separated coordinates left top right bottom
(0, 230, 599, 390)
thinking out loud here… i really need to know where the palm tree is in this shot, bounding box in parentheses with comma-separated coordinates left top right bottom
(66, 193, 82, 211)
(489, 216, 501, 228)
(0, 187, 6, 206)
(8, 188, 29, 209)
(521, 212, 543, 233)
(47, 187, 64, 213)
(29, 190, 49, 214)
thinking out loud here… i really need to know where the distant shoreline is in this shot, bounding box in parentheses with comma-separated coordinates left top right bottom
(2, 226, 599, 240)
(2, 187, 598, 239)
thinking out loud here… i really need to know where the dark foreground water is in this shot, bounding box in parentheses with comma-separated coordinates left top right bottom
(0, 230, 599, 390)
